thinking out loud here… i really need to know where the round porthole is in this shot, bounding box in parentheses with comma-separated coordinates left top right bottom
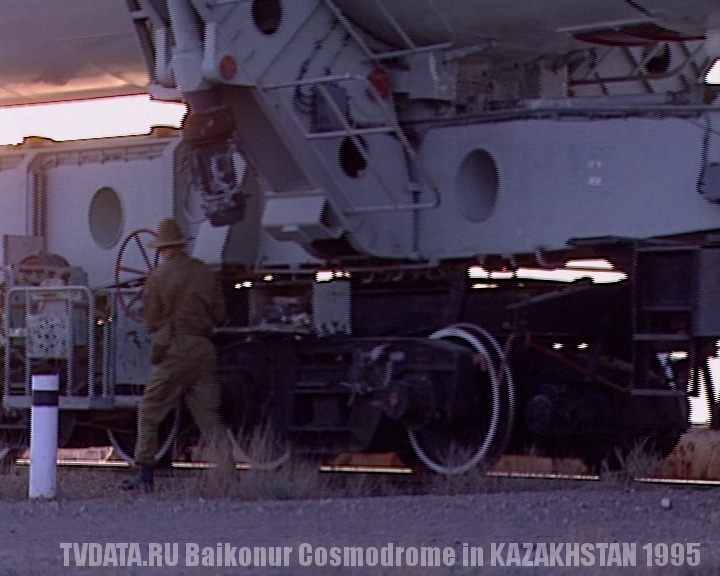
(89, 186, 124, 249)
(454, 149, 500, 223)
(252, 0, 283, 35)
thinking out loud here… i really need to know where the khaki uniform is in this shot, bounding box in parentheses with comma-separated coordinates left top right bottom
(134, 251, 228, 466)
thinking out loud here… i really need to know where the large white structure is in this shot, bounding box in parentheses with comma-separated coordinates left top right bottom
(5, 1, 720, 473)
(0, 130, 179, 287)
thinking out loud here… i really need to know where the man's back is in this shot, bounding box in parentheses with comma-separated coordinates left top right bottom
(144, 251, 225, 335)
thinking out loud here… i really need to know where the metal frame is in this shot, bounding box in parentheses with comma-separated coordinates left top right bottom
(3, 285, 110, 410)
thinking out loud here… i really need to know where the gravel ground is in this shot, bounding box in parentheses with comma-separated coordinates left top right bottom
(0, 465, 719, 576)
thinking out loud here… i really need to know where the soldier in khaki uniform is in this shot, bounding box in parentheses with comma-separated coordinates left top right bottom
(122, 218, 232, 492)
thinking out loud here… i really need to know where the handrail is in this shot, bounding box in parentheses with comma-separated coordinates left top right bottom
(322, 0, 455, 61)
(570, 43, 706, 87)
(263, 73, 441, 214)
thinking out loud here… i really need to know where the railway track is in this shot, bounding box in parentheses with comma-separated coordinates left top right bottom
(5, 427, 718, 494)
(12, 452, 720, 490)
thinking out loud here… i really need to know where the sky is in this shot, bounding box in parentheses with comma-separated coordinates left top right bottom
(0, 95, 186, 145)
(1, 69, 718, 143)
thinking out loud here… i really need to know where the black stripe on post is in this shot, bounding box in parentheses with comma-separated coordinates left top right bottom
(32, 390, 59, 407)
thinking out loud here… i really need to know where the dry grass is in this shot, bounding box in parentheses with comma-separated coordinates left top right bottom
(0, 454, 652, 503)
(0, 429, 665, 502)
(241, 457, 331, 500)
(0, 456, 585, 503)
(424, 468, 497, 496)
(227, 423, 290, 471)
(171, 425, 328, 500)
(324, 470, 405, 498)
(598, 438, 664, 487)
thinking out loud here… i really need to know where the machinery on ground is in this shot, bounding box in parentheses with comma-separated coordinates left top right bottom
(5, 0, 720, 473)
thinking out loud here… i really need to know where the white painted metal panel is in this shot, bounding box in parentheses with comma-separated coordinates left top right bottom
(334, 0, 716, 53)
(0, 150, 31, 261)
(27, 133, 180, 287)
(418, 116, 720, 258)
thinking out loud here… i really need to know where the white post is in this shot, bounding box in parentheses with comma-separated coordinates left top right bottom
(29, 374, 59, 499)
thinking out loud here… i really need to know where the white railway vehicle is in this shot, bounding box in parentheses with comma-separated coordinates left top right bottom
(5, 0, 720, 472)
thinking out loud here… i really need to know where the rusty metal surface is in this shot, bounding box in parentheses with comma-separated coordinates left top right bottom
(656, 426, 720, 480)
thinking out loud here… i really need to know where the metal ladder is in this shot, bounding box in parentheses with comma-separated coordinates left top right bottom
(260, 0, 455, 214)
(262, 73, 440, 214)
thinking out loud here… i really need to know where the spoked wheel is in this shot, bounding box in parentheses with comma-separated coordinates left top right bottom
(106, 409, 180, 467)
(114, 229, 159, 323)
(405, 323, 515, 475)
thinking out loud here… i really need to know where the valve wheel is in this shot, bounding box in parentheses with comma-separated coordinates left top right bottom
(114, 228, 159, 323)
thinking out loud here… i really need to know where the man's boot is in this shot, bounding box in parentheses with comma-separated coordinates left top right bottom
(120, 464, 154, 492)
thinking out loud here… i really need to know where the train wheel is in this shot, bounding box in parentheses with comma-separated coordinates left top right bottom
(106, 409, 180, 467)
(582, 357, 690, 474)
(405, 324, 514, 475)
(0, 431, 27, 471)
(219, 359, 291, 471)
(226, 425, 291, 471)
(583, 423, 688, 475)
(114, 228, 159, 323)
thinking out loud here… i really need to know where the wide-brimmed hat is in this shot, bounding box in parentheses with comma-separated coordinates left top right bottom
(148, 218, 189, 248)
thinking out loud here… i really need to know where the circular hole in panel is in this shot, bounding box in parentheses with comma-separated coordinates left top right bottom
(454, 149, 499, 223)
(89, 186, 124, 249)
(252, 0, 283, 35)
(339, 137, 367, 179)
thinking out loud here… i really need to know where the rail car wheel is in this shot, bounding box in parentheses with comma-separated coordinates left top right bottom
(220, 361, 291, 471)
(0, 431, 27, 471)
(582, 418, 689, 475)
(404, 324, 515, 475)
(114, 228, 159, 323)
(581, 354, 690, 474)
(106, 409, 180, 467)
(226, 427, 291, 471)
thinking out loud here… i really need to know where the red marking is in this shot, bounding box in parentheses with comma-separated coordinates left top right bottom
(220, 55, 238, 81)
(368, 67, 391, 99)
